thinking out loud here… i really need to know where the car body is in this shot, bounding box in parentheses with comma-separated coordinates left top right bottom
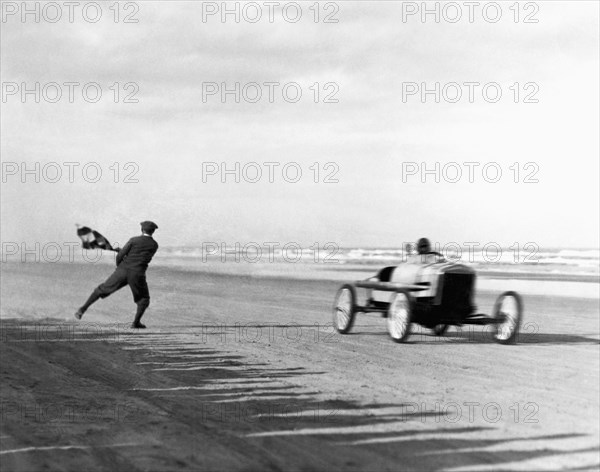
(332, 253, 523, 344)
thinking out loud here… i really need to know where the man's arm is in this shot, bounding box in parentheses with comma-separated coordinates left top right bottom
(116, 239, 133, 266)
(146, 242, 159, 265)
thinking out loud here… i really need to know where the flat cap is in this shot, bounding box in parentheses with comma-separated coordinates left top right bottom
(140, 221, 158, 231)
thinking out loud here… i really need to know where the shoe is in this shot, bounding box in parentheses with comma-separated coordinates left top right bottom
(131, 322, 146, 329)
(74, 309, 84, 320)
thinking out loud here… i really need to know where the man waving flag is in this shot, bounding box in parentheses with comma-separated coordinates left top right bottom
(74, 221, 159, 329)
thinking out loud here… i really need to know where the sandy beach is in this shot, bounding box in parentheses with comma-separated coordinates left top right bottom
(1, 261, 598, 471)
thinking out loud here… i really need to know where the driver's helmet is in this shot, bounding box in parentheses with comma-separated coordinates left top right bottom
(417, 237, 431, 254)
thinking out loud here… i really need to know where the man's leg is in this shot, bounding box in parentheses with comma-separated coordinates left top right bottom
(128, 271, 150, 328)
(75, 269, 128, 319)
(75, 289, 102, 319)
(132, 298, 150, 328)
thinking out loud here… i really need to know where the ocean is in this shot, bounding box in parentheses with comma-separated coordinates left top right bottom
(154, 245, 599, 279)
(1, 244, 598, 285)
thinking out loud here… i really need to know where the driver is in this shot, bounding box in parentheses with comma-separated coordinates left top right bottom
(417, 237, 432, 255)
(414, 237, 444, 264)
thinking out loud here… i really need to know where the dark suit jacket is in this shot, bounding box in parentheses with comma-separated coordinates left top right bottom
(116, 235, 159, 273)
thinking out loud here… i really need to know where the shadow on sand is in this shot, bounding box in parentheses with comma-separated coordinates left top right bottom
(1, 319, 596, 471)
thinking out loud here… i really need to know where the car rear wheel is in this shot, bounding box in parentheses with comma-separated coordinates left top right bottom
(387, 290, 413, 343)
(333, 284, 357, 334)
(492, 291, 523, 344)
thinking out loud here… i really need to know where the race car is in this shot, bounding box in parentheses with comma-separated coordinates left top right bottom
(332, 252, 523, 344)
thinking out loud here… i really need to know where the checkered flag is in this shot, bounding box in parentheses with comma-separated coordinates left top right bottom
(76, 224, 118, 252)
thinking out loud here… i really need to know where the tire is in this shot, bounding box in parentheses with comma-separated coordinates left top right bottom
(387, 290, 413, 343)
(492, 291, 523, 345)
(333, 284, 357, 334)
(433, 324, 449, 336)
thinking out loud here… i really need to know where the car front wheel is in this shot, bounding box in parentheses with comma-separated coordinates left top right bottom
(387, 290, 413, 343)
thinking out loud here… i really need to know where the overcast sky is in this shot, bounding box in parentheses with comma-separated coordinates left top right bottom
(1, 1, 598, 248)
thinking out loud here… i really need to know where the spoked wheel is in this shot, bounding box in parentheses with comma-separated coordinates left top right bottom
(387, 290, 413, 343)
(492, 291, 523, 344)
(433, 324, 449, 336)
(333, 284, 357, 334)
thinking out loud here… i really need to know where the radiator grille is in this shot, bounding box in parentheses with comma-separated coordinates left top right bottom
(440, 273, 474, 316)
